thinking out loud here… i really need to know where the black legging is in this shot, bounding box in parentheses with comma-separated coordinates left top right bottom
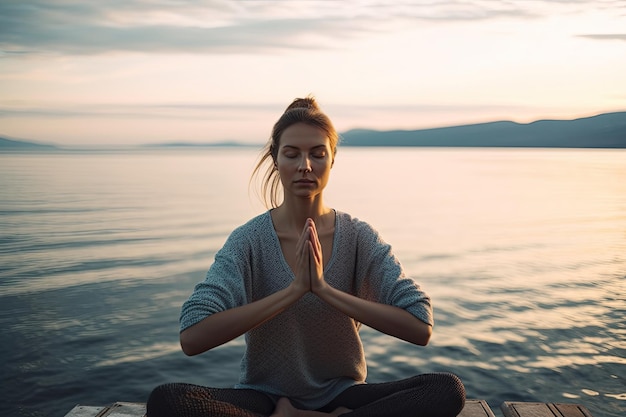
(147, 373, 465, 417)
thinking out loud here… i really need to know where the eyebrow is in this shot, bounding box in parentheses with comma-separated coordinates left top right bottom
(281, 144, 328, 150)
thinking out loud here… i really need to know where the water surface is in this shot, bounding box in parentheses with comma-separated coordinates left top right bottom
(1, 148, 624, 417)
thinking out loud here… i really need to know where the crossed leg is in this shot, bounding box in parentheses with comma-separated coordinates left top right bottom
(147, 373, 465, 417)
(147, 384, 350, 417)
(318, 373, 465, 417)
(270, 398, 351, 417)
(147, 383, 274, 417)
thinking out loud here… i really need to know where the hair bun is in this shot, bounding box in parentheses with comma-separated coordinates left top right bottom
(284, 96, 319, 112)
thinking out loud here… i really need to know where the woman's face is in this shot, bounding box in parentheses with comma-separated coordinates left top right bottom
(275, 123, 334, 200)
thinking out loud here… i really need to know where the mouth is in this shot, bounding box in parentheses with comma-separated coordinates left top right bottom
(295, 179, 315, 185)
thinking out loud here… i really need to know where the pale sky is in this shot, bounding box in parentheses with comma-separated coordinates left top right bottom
(1, 0, 625, 146)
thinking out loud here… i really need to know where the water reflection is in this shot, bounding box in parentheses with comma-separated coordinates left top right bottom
(1, 149, 624, 417)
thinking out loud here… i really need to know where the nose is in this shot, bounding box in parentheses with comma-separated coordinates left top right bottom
(299, 156, 312, 173)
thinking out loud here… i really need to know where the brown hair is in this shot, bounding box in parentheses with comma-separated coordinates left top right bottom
(251, 96, 339, 208)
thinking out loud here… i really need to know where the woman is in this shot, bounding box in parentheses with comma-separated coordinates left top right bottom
(147, 97, 465, 417)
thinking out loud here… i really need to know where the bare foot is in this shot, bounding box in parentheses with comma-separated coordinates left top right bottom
(270, 398, 352, 417)
(270, 398, 299, 417)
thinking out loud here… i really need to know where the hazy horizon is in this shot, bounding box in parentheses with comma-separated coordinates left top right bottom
(3, 110, 624, 148)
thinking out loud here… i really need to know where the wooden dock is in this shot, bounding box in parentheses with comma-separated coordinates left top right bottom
(64, 399, 595, 417)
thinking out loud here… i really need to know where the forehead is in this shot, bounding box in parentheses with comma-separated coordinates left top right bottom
(279, 123, 330, 148)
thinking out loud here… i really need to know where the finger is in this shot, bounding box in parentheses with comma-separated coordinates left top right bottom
(309, 235, 321, 264)
(308, 241, 316, 280)
(296, 223, 310, 255)
(304, 242, 312, 286)
(303, 218, 313, 235)
(308, 225, 322, 260)
(307, 218, 318, 237)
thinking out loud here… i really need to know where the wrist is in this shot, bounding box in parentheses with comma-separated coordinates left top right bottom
(287, 280, 309, 300)
(312, 280, 332, 298)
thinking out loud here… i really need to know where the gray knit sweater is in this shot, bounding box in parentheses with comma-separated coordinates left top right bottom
(180, 210, 433, 409)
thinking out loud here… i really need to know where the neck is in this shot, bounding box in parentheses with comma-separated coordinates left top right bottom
(275, 195, 331, 231)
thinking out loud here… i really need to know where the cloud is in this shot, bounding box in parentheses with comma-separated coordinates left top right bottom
(0, 0, 573, 57)
(0, 2, 370, 55)
(0, 100, 532, 122)
(577, 34, 626, 42)
(0, 102, 280, 120)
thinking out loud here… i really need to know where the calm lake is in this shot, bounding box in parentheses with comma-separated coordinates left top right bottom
(1, 147, 624, 417)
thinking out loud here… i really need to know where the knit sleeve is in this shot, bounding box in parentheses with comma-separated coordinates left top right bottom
(179, 226, 251, 332)
(355, 220, 434, 327)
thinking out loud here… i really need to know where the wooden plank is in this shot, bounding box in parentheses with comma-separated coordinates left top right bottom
(64, 403, 146, 417)
(459, 399, 497, 417)
(67, 400, 593, 417)
(501, 401, 594, 417)
(97, 402, 146, 417)
(67, 400, 494, 417)
(64, 405, 106, 417)
(549, 403, 594, 417)
(501, 402, 554, 417)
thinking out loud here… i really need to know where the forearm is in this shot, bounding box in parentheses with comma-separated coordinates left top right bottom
(315, 284, 432, 346)
(180, 284, 305, 355)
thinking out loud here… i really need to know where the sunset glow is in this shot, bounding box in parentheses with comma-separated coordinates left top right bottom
(1, 0, 625, 145)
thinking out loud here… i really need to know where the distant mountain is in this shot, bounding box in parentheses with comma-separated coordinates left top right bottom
(0, 136, 58, 150)
(2, 111, 625, 150)
(340, 112, 626, 148)
(142, 141, 256, 148)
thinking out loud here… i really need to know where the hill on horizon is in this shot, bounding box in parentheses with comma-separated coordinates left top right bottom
(0, 136, 58, 150)
(340, 111, 626, 148)
(2, 111, 626, 149)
